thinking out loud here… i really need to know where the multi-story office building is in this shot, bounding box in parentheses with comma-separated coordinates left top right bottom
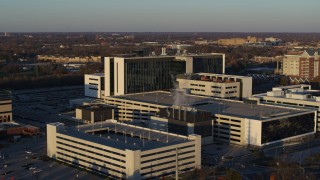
(282, 49, 320, 78)
(47, 121, 201, 179)
(176, 73, 252, 100)
(98, 91, 315, 146)
(0, 98, 12, 123)
(253, 84, 320, 132)
(85, 54, 225, 98)
(84, 73, 105, 98)
(196, 100, 316, 146)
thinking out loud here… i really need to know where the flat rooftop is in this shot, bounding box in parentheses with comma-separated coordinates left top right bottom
(111, 91, 312, 120)
(196, 100, 311, 120)
(111, 53, 224, 60)
(112, 91, 210, 106)
(55, 120, 192, 151)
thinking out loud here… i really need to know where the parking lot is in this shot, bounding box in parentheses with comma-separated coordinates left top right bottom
(0, 86, 104, 179)
(0, 136, 101, 179)
(13, 86, 84, 128)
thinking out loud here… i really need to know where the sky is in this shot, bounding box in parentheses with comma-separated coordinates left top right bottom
(0, 0, 319, 32)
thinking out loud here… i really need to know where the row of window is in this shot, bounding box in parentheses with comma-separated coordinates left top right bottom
(141, 144, 195, 158)
(57, 136, 125, 157)
(141, 161, 195, 177)
(88, 78, 99, 81)
(57, 152, 125, 176)
(57, 141, 125, 164)
(212, 91, 221, 94)
(57, 144, 125, 171)
(191, 88, 205, 92)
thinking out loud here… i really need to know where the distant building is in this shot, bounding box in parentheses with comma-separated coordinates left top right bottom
(37, 55, 102, 63)
(84, 73, 105, 98)
(194, 39, 208, 45)
(282, 49, 320, 78)
(94, 54, 225, 97)
(176, 73, 252, 100)
(47, 121, 201, 179)
(218, 36, 257, 46)
(0, 122, 39, 137)
(265, 37, 281, 42)
(0, 98, 12, 123)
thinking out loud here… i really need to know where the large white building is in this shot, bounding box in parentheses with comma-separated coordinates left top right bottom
(253, 84, 320, 132)
(176, 73, 252, 100)
(85, 54, 225, 98)
(47, 120, 201, 179)
(94, 91, 316, 147)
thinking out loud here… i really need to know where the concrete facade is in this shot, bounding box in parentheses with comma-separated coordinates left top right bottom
(253, 84, 320, 132)
(0, 98, 12, 123)
(102, 54, 225, 97)
(282, 50, 320, 78)
(176, 73, 252, 100)
(75, 105, 115, 124)
(84, 74, 104, 98)
(47, 121, 201, 179)
(99, 91, 315, 147)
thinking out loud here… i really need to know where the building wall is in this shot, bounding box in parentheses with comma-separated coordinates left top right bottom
(258, 96, 320, 132)
(84, 74, 104, 98)
(104, 97, 167, 122)
(244, 119, 262, 146)
(178, 73, 252, 99)
(282, 51, 320, 78)
(0, 99, 12, 123)
(37, 55, 101, 63)
(177, 79, 240, 99)
(213, 114, 244, 145)
(283, 55, 300, 76)
(114, 57, 126, 96)
(104, 57, 112, 97)
(47, 123, 200, 179)
(139, 135, 201, 179)
(103, 54, 225, 97)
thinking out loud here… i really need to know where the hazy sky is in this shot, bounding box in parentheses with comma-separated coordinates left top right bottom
(0, 0, 319, 32)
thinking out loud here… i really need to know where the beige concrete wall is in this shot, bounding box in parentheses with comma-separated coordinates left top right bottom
(244, 119, 262, 146)
(75, 109, 82, 120)
(104, 57, 112, 97)
(47, 123, 199, 179)
(0, 99, 12, 123)
(125, 150, 141, 180)
(177, 79, 240, 99)
(114, 58, 125, 95)
(84, 74, 102, 98)
(282, 55, 300, 76)
(47, 124, 58, 158)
